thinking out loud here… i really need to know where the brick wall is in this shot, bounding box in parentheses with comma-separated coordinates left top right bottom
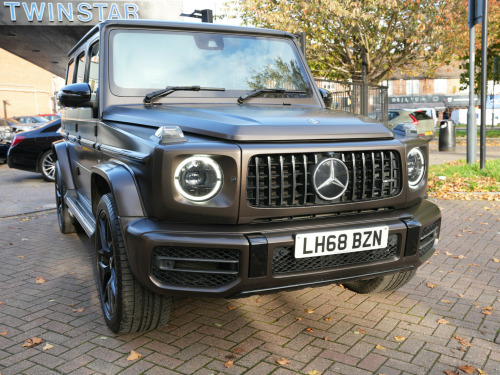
(0, 48, 64, 118)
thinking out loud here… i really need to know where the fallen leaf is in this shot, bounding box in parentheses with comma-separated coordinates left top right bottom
(459, 294, 464, 298)
(224, 361, 233, 368)
(306, 327, 314, 333)
(427, 282, 436, 289)
(72, 307, 85, 313)
(22, 337, 43, 348)
(305, 309, 314, 314)
(482, 310, 493, 316)
(444, 370, 458, 375)
(437, 319, 449, 325)
(454, 255, 466, 259)
(484, 206, 491, 210)
(459, 365, 476, 374)
(480, 222, 488, 225)
(376, 344, 386, 351)
(42, 343, 54, 351)
(478, 369, 487, 375)
(453, 335, 472, 347)
(394, 336, 406, 341)
(445, 251, 454, 256)
(18, 256, 24, 259)
(276, 357, 290, 366)
(0, 331, 7, 335)
(254, 299, 261, 303)
(214, 323, 223, 328)
(324, 316, 332, 322)
(459, 347, 467, 352)
(227, 305, 236, 310)
(307, 371, 322, 375)
(0, 301, 2, 305)
(295, 317, 303, 321)
(35, 277, 46, 284)
(324, 336, 328, 341)
(441, 299, 453, 304)
(493, 258, 500, 263)
(126, 350, 142, 361)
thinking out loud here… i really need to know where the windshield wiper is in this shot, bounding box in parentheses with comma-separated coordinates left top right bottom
(144, 86, 225, 105)
(237, 88, 307, 104)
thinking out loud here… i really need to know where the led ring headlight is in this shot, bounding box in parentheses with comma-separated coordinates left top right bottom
(174, 156, 223, 201)
(407, 148, 425, 189)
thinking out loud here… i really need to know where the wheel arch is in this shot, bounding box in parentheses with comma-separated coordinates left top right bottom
(91, 162, 146, 218)
(52, 140, 75, 190)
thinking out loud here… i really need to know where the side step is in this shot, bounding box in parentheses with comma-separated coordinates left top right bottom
(65, 195, 96, 237)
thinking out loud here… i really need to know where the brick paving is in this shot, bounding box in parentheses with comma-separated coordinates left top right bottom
(0, 166, 499, 374)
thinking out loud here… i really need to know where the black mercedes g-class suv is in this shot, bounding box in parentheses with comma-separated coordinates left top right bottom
(54, 20, 441, 333)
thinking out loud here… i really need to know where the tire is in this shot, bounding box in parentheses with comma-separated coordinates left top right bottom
(343, 270, 416, 294)
(55, 161, 77, 234)
(40, 150, 56, 182)
(95, 193, 172, 333)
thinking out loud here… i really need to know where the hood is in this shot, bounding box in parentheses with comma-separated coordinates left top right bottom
(102, 104, 393, 142)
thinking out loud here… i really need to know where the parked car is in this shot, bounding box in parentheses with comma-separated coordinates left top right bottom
(38, 113, 62, 121)
(13, 115, 49, 124)
(388, 109, 435, 140)
(0, 119, 14, 163)
(415, 107, 438, 127)
(7, 119, 62, 181)
(54, 20, 441, 334)
(8, 116, 47, 132)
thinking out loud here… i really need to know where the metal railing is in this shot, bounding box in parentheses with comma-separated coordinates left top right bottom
(315, 79, 389, 125)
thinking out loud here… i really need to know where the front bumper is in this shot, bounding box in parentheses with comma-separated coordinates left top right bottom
(122, 199, 441, 298)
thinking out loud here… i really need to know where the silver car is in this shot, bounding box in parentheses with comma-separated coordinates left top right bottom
(388, 109, 435, 140)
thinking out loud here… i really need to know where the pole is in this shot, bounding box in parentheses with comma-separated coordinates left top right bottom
(479, 0, 488, 169)
(467, 25, 476, 163)
(361, 49, 368, 117)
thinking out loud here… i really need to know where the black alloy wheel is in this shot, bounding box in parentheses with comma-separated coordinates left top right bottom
(55, 161, 77, 234)
(96, 209, 118, 322)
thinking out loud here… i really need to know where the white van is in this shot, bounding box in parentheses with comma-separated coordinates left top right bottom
(450, 108, 481, 125)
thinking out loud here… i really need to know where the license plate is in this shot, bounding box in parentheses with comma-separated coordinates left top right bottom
(294, 226, 389, 258)
(425, 131, 433, 135)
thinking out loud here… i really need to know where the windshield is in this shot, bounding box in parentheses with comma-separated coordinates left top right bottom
(110, 29, 314, 101)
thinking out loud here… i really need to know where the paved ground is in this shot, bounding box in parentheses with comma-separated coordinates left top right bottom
(428, 139, 500, 165)
(0, 157, 499, 374)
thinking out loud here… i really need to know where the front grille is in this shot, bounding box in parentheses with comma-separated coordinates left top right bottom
(419, 219, 440, 258)
(152, 247, 239, 287)
(246, 150, 401, 207)
(272, 234, 400, 274)
(251, 208, 393, 224)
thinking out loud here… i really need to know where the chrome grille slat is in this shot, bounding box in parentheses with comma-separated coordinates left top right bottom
(246, 150, 402, 207)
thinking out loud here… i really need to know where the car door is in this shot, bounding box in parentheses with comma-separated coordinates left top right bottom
(63, 38, 100, 204)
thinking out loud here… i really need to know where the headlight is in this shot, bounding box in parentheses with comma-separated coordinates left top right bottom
(174, 156, 223, 201)
(407, 148, 425, 189)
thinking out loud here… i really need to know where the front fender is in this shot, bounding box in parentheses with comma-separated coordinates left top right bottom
(52, 140, 75, 190)
(91, 162, 145, 218)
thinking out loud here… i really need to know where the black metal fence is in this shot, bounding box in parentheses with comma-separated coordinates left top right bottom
(315, 79, 389, 125)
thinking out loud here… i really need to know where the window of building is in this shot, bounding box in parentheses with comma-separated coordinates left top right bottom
(434, 79, 447, 93)
(387, 80, 393, 96)
(406, 80, 419, 95)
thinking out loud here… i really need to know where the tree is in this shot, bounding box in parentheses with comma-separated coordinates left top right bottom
(459, 1, 500, 92)
(223, 0, 469, 84)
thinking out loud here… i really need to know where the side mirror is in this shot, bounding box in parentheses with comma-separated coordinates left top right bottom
(318, 88, 333, 108)
(57, 83, 92, 108)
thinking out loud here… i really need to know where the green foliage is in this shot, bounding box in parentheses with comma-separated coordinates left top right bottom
(247, 58, 308, 90)
(222, 0, 469, 83)
(429, 159, 500, 183)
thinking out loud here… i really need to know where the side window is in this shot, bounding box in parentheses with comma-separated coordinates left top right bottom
(388, 112, 399, 121)
(88, 42, 99, 99)
(66, 60, 75, 84)
(76, 53, 85, 83)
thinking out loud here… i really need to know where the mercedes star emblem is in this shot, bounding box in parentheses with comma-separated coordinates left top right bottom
(312, 158, 349, 200)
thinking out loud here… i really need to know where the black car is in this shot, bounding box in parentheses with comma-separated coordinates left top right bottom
(7, 119, 62, 181)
